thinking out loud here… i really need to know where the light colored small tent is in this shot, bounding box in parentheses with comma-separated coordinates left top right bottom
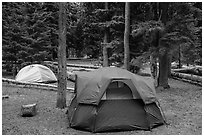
(15, 64, 57, 83)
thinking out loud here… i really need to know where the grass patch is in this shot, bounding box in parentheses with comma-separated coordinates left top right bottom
(2, 79, 202, 135)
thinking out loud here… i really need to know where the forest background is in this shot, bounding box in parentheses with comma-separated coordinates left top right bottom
(2, 2, 202, 84)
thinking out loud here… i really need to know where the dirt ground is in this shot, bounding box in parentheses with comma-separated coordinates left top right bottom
(2, 79, 202, 135)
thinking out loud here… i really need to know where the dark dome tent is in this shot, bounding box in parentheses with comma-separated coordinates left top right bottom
(67, 67, 166, 133)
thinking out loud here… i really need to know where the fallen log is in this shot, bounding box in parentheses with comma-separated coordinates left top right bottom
(50, 62, 100, 69)
(172, 67, 202, 76)
(44, 62, 98, 75)
(172, 76, 202, 86)
(67, 67, 93, 72)
(66, 64, 100, 69)
(171, 72, 202, 86)
(171, 72, 201, 82)
(2, 78, 74, 92)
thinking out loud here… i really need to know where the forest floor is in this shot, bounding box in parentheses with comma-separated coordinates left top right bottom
(2, 78, 202, 135)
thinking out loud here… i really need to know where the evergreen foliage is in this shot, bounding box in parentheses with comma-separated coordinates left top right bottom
(131, 2, 202, 65)
(2, 2, 78, 71)
(2, 2, 202, 72)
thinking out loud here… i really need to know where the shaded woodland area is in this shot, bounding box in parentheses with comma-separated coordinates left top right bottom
(2, 2, 202, 91)
(2, 2, 202, 68)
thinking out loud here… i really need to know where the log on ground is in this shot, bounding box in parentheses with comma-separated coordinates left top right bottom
(21, 103, 37, 117)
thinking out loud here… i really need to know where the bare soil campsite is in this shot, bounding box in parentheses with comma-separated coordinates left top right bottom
(2, 79, 202, 135)
(2, 1, 202, 135)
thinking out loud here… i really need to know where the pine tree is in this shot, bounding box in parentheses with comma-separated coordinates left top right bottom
(22, 3, 54, 63)
(131, 2, 202, 88)
(2, 2, 27, 72)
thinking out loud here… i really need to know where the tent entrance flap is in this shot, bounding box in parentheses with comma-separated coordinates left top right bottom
(101, 79, 141, 100)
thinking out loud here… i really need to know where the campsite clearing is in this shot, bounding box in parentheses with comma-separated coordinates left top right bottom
(2, 79, 202, 135)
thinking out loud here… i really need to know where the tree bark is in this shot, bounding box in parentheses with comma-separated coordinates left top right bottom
(167, 51, 172, 77)
(57, 2, 67, 109)
(150, 54, 158, 79)
(103, 34, 109, 67)
(178, 45, 182, 68)
(158, 49, 170, 88)
(103, 2, 109, 67)
(12, 63, 17, 79)
(124, 2, 130, 70)
(157, 2, 170, 88)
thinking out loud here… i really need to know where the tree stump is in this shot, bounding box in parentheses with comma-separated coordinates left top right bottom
(2, 95, 9, 99)
(21, 103, 37, 117)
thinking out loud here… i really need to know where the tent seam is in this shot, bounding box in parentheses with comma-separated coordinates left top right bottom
(92, 105, 99, 132)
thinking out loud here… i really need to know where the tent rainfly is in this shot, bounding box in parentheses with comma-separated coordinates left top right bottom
(15, 64, 57, 83)
(67, 67, 166, 133)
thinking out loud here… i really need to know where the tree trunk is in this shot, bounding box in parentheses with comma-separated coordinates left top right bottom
(157, 2, 170, 88)
(150, 54, 158, 87)
(103, 2, 109, 67)
(103, 33, 109, 67)
(12, 63, 17, 79)
(124, 2, 130, 70)
(158, 49, 170, 88)
(178, 45, 182, 68)
(150, 54, 158, 79)
(167, 51, 172, 77)
(57, 2, 67, 109)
